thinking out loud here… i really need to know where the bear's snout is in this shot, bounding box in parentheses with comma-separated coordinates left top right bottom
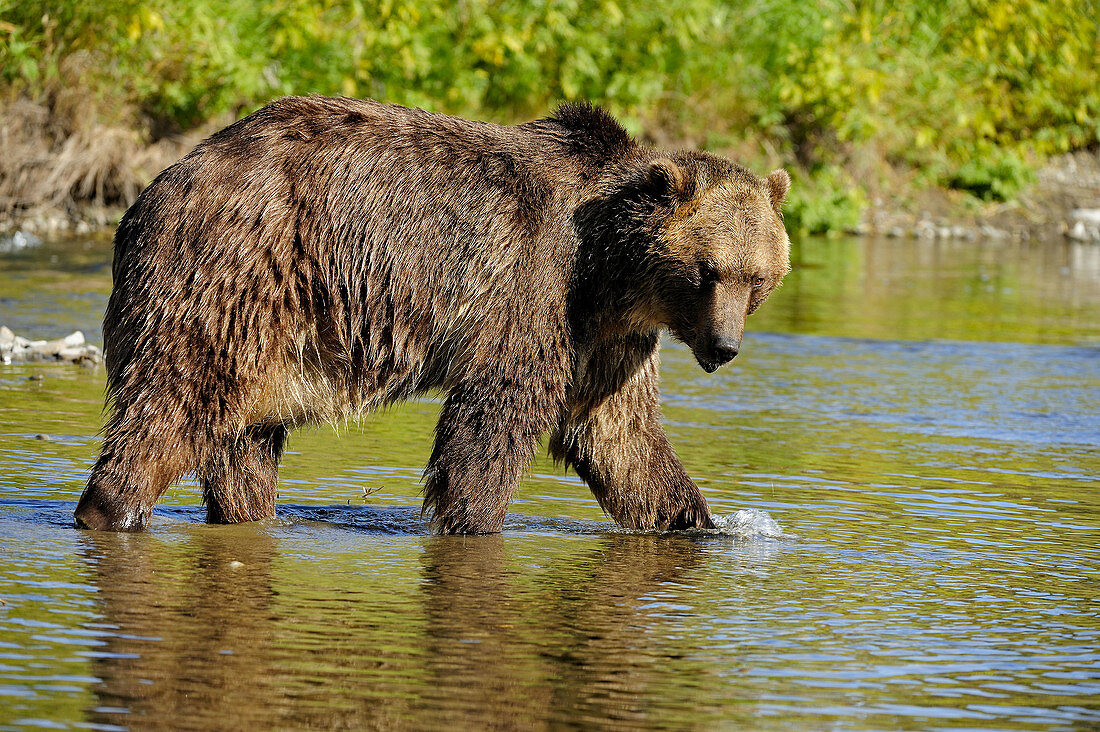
(711, 336, 740, 364)
(696, 334, 741, 372)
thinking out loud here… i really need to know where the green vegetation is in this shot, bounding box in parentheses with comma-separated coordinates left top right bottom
(1, 0, 1097, 232)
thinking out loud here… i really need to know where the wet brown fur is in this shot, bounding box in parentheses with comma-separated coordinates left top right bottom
(74, 96, 791, 534)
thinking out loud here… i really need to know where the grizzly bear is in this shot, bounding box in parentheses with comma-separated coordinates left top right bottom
(74, 96, 792, 534)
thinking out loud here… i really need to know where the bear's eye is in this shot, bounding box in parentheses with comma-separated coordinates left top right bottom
(699, 260, 720, 285)
(751, 276, 766, 289)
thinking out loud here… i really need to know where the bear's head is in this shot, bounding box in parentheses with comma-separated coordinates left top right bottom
(645, 156, 792, 373)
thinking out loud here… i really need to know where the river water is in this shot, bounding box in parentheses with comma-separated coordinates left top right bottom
(1, 234, 1098, 730)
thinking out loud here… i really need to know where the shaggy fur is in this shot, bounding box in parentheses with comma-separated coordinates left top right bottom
(74, 96, 792, 534)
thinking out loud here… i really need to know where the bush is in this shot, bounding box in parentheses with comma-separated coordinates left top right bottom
(784, 167, 867, 236)
(945, 149, 1035, 202)
(1, 0, 1096, 224)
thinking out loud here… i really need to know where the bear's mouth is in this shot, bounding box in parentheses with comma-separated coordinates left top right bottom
(673, 326, 726, 373)
(683, 336, 723, 373)
(695, 355, 723, 373)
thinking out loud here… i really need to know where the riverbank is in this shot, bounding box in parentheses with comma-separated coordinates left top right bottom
(3, 136, 1097, 246)
(0, 96, 206, 242)
(859, 148, 1100, 243)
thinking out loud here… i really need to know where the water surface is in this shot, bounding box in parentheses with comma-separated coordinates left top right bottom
(1, 235, 1098, 729)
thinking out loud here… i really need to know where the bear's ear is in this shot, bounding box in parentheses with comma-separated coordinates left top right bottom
(647, 157, 689, 199)
(766, 169, 791, 211)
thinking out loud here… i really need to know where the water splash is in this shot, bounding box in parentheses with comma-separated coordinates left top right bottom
(710, 509, 787, 539)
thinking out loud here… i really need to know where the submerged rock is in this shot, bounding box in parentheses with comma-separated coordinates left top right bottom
(0, 326, 102, 365)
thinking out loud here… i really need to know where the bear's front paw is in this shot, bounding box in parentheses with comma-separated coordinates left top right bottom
(665, 505, 715, 531)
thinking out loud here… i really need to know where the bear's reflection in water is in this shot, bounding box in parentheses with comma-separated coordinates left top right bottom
(78, 528, 762, 729)
(417, 534, 711, 729)
(78, 528, 281, 728)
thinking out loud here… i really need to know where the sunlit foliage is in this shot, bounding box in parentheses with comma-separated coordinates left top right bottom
(1, 0, 1096, 230)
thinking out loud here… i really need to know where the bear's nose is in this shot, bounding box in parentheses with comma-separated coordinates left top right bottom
(712, 336, 740, 364)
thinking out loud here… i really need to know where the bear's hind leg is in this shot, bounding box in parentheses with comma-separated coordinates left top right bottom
(200, 423, 287, 524)
(75, 417, 195, 531)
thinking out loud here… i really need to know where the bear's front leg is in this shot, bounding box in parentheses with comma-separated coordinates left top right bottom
(552, 336, 715, 531)
(423, 375, 561, 534)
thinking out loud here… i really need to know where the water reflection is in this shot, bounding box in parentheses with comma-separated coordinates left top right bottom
(78, 528, 280, 729)
(78, 526, 770, 729)
(758, 236, 1100, 345)
(418, 534, 717, 729)
(418, 535, 546, 727)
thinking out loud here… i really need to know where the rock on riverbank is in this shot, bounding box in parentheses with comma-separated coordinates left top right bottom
(0, 327, 102, 366)
(859, 149, 1100, 243)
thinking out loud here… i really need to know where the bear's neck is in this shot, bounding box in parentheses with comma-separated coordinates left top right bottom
(569, 187, 669, 347)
